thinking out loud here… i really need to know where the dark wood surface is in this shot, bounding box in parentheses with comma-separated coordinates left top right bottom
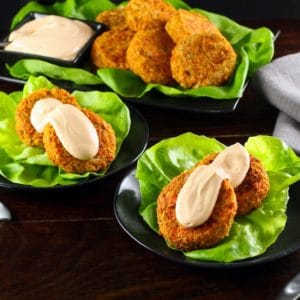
(0, 20, 299, 300)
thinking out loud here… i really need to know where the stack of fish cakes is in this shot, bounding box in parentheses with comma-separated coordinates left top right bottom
(15, 88, 117, 174)
(91, 0, 237, 88)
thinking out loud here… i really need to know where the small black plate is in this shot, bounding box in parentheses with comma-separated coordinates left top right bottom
(114, 168, 300, 268)
(0, 12, 106, 67)
(0, 106, 148, 191)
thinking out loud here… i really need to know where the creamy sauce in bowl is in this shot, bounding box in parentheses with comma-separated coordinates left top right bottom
(5, 15, 94, 61)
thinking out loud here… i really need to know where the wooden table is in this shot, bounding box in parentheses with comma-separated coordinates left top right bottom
(0, 20, 299, 300)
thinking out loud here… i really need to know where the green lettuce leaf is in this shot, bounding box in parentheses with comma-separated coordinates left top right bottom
(6, 60, 103, 85)
(7, 0, 274, 100)
(0, 76, 131, 187)
(136, 133, 300, 262)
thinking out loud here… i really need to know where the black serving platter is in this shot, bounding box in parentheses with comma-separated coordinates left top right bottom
(0, 106, 149, 191)
(114, 168, 300, 268)
(0, 12, 106, 67)
(0, 58, 241, 114)
(124, 87, 242, 114)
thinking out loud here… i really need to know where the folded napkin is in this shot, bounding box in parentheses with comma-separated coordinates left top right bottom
(252, 52, 300, 153)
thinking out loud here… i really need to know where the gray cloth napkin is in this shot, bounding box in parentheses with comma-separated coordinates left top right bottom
(252, 52, 300, 153)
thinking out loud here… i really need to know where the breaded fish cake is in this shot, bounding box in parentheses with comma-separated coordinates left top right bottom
(197, 152, 270, 216)
(43, 108, 116, 174)
(166, 9, 220, 43)
(171, 33, 237, 88)
(126, 0, 176, 31)
(90, 26, 135, 70)
(95, 7, 127, 29)
(127, 29, 175, 85)
(235, 156, 270, 215)
(157, 167, 237, 251)
(15, 88, 79, 148)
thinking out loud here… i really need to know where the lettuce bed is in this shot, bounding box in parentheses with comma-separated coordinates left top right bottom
(7, 0, 274, 99)
(136, 133, 300, 262)
(0, 76, 131, 187)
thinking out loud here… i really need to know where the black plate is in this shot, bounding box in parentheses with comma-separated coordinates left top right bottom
(0, 106, 148, 191)
(0, 12, 106, 67)
(0, 59, 241, 114)
(124, 89, 241, 114)
(114, 168, 300, 268)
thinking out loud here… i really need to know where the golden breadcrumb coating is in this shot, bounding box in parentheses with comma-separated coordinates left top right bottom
(91, 26, 135, 70)
(157, 165, 237, 251)
(165, 9, 220, 43)
(43, 108, 116, 174)
(196, 152, 270, 215)
(127, 29, 175, 85)
(95, 7, 127, 29)
(15, 88, 79, 148)
(125, 0, 176, 31)
(235, 156, 270, 215)
(171, 33, 237, 88)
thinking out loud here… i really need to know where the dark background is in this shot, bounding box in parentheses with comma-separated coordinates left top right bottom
(1, 0, 300, 31)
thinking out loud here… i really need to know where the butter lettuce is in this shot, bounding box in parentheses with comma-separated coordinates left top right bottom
(6, 60, 103, 86)
(0, 76, 131, 187)
(7, 0, 274, 100)
(136, 133, 300, 262)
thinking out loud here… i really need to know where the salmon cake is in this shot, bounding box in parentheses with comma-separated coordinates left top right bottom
(235, 156, 270, 215)
(95, 7, 127, 29)
(165, 9, 220, 43)
(15, 88, 79, 148)
(125, 0, 176, 31)
(43, 108, 116, 174)
(157, 148, 270, 251)
(196, 152, 270, 216)
(127, 29, 175, 85)
(91, 26, 135, 70)
(157, 166, 237, 251)
(171, 33, 237, 88)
